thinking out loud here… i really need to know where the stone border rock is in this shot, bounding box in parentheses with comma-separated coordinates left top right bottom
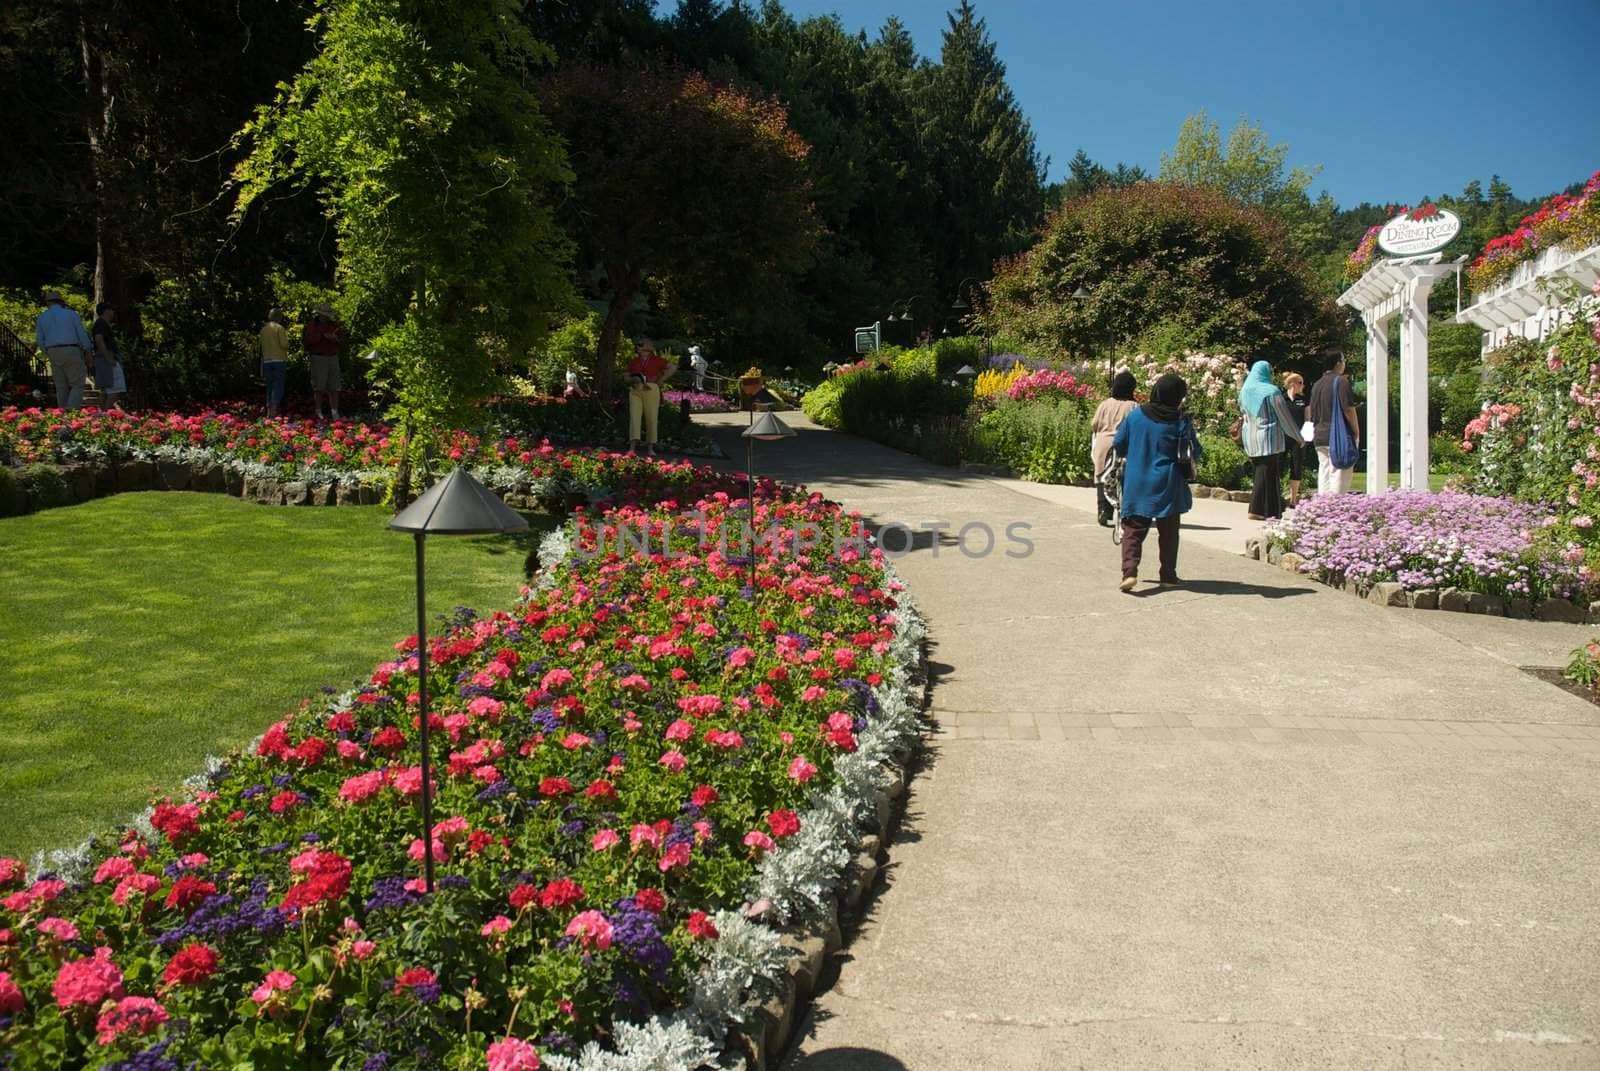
(1195, 483, 1254, 503)
(1243, 535, 1600, 625)
(0, 458, 586, 517)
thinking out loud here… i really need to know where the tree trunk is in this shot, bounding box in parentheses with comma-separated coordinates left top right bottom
(82, 21, 132, 328)
(594, 264, 643, 402)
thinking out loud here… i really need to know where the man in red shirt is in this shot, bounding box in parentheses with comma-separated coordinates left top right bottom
(302, 304, 344, 420)
(624, 338, 671, 455)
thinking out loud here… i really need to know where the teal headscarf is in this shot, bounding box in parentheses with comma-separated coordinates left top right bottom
(1238, 360, 1280, 418)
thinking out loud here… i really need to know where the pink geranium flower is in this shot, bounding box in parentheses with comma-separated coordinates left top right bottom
(564, 910, 613, 951)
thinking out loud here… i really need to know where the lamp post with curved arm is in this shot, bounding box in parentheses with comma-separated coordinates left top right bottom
(886, 295, 936, 344)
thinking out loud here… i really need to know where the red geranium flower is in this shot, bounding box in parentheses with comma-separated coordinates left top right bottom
(163, 943, 219, 986)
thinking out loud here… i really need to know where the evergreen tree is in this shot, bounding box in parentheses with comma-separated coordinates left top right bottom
(920, 1, 1046, 303)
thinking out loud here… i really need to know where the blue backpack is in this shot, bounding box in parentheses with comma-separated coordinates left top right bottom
(1328, 378, 1359, 470)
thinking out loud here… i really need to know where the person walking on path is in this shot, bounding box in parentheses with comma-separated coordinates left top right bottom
(35, 290, 93, 410)
(1091, 370, 1139, 526)
(624, 338, 671, 455)
(1283, 371, 1311, 507)
(260, 307, 290, 417)
(1309, 352, 1360, 495)
(302, 303, 344, 420)
(90, 303, 127, 410)
(1238, 359, 1302, 520)
(1112, 373, 1202, 592)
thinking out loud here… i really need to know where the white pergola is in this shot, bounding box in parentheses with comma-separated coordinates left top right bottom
(1337, 254, 1466, 493)
(1455, 242, 1600, 352)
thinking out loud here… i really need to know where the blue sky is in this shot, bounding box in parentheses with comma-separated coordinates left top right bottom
(778, 0, 1600, 208)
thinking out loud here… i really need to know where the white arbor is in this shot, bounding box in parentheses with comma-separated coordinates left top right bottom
(1455, 242, 1600, 351)
(1336, 254, 1465, 493)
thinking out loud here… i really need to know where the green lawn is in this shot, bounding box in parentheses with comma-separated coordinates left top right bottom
(1348, 472, 1454, 493)
(0, 492, 553, 858)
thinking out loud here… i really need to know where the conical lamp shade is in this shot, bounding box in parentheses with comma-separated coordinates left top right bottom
(389, 468, 529, 535)
(743, 411, 796, 442)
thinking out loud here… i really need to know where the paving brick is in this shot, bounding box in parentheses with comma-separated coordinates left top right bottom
(1250, 728, 1285, 744)
(1123, 726, 1174, 743)
(1089, 726, 1121, 743)
(1007, 711, 1035, 727)
(1160, 712, 1192, 728)
(1084, 713, 1113, 728)
(1008, 725, 1039, 741)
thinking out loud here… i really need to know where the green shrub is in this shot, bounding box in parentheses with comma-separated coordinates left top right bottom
(0, 466, 20, 516)
(970, 398, 1093, 483)
(1195, 432, 1250, 490)
(801, 378, 844, 427)
(18, 463, 68, 510)
(524, 312, 604, 396)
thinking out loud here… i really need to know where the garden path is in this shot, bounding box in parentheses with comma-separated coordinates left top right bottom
(698, 412, 1600, 1071)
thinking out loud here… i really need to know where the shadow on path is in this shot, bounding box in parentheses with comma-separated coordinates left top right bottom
(1134, 577, 1314, 600)
(786, 1049, 910, 1071)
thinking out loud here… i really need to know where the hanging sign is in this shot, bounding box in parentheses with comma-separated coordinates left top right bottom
(1377, 205, 1461, 256)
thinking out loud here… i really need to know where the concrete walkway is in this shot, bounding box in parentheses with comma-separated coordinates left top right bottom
(699, 413, 1600, 1070)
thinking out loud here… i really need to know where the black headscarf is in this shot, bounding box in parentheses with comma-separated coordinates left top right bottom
(1110, 371, 1137, 401)
(1140, 373, 1188, 424)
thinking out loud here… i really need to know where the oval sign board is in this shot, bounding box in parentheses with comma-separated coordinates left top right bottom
(1377, 207, 1461, 256)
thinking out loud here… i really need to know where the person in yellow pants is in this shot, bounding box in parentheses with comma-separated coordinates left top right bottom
(625, 339, 671, 455)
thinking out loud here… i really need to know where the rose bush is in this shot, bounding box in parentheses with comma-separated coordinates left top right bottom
(0, 450, 925, 1069)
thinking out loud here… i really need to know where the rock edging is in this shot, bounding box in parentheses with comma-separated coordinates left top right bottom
(1243, 536, 1600, 625)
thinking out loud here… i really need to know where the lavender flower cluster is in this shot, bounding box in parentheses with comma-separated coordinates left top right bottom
(1265, 490, 1591, 600)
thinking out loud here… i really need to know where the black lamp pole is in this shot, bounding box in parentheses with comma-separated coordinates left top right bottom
(390, 467, 528, 894)
(742, 411, 796, 597)
(412, 531, 436, 892)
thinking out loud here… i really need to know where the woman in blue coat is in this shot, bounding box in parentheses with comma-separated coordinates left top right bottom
(1111, 373, 1202, 592)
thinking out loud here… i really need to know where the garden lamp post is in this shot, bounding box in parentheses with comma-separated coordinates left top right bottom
(388, 468, 528, 892)
(741, 410, 795, 595)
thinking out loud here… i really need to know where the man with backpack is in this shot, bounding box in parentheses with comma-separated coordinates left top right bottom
(1309, 352, 1360, 495)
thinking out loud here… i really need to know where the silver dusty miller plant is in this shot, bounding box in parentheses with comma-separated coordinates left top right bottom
(540, 1012, 722, 1071)
(690, 910, 794, 1025)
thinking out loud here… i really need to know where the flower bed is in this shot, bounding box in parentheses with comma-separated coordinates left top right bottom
(661, 390, 734, 414)
(1262, 490, 1590, 602)
(0, 406, 743, 518)
(0, 468, 925, 1067)
(1467, 169, 1600, 292)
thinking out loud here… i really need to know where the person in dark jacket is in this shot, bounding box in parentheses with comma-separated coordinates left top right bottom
(1283, 372, 1310, 507)
(1111, 373, 1203, 592)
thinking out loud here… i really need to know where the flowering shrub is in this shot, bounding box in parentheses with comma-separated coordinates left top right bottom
(1465, 287, 1600, 575)
(1468, 170, 1600, 292)
(1003, 368, 1093, 403)
(0, 457, 926, 1068)
(1263, 490, 1590, 601)
(1116, 351, 1245, 437)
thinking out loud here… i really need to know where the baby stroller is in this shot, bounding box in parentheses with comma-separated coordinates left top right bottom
(1100, 453, 1126, 545)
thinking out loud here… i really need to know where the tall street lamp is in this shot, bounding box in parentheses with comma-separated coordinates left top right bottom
(741, 410, 795, 594)
(388, 468, 529, 892)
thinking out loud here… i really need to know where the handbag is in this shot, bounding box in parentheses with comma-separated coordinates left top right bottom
(1176, 417, 1197, 482)
(1328, 393, 1359, 470)
(1299, 420, 1315, 443)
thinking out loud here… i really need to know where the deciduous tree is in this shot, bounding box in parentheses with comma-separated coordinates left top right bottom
(542, 62, 818, 396)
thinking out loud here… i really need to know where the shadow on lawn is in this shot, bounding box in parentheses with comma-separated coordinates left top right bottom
(449, 512, 561, 579)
